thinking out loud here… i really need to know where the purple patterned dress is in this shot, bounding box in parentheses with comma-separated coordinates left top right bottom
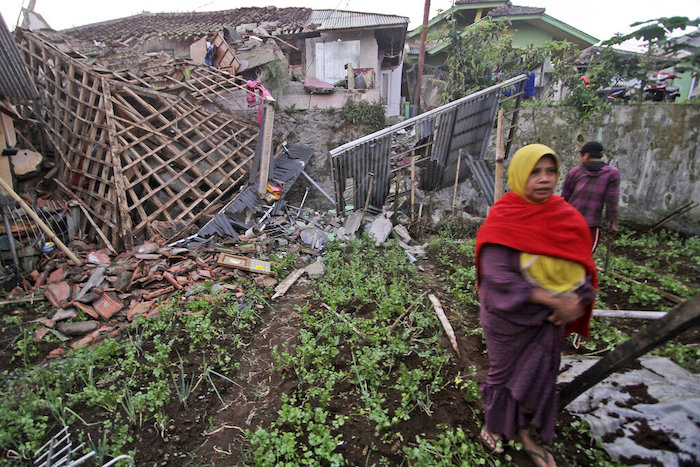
(478, 243, 595, 443)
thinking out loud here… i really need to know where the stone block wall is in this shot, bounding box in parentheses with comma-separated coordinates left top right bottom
(511, 104, 699, 230)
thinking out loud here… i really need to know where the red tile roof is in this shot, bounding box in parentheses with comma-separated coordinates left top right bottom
(64, 7, 312, 43)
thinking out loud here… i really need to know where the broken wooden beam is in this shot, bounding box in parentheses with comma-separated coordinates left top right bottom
(271, 268, 305, 300)
(428, 294, 460, 357)
(559, 293, 700, 410)
(0, 176, 81, 265)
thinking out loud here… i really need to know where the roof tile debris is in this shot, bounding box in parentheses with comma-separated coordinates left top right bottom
(15, 204, 427, 352)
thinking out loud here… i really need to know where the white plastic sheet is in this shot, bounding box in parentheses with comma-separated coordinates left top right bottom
(560, 356, 700, 466)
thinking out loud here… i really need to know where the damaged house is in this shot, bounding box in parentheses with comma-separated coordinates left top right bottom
(62, 7, 409, 116)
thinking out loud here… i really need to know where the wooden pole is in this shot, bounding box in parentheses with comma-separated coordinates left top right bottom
(494, 108, 505, 203)
(257, 98, 276, 199)
(393, 171, 400, 219)
(559, 294, 700, 409)
(101, 78, 134, 249)
(360, 172, 374, 225)
(414, 0, 431, 115)
(451, 149, 462, 215)
(0, 177, 82, 265)
(346, 63, 355, 90)
(410, 151, 416, 222)
(428, 294, 460, 356)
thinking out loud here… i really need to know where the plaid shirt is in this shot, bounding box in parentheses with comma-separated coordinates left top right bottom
(561, 162, 620, 229)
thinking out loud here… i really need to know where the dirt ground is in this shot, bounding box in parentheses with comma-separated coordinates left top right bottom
(0, 227, 697, 466)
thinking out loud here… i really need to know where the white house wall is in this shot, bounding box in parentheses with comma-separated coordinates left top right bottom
(305, 30, 379, 80)
(305, 30, 404, 115)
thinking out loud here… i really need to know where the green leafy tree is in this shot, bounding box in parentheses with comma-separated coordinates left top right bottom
(442, 17, 514, 101)
(440, 16, 578, 102)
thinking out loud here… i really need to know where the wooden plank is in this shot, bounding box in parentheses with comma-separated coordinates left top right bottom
(101, 78, 134, 249)
(494, 108, 505, 202)
(559, 293, 700, 409)
(257, 100, 275, 198)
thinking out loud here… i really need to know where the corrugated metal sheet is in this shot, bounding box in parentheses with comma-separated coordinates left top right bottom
(0, 14, 34, 101)
(191, 144, 314, 244)
(329, 75, 528, 212)
(464, 155, 495, 205)
(307, 10, 408, 31)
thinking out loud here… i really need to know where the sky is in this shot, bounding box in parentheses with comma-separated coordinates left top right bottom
(0, 0, 698, 46)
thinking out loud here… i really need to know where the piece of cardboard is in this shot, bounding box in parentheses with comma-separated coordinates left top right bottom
(217, 253, 271, 274)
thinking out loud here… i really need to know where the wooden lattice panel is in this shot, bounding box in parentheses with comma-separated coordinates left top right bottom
(16, 30, 260, 249)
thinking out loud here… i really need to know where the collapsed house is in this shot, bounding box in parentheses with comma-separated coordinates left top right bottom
(0, 6, 528, 342)
(61, 7, 409, 116)
(12, 26, 272, 252)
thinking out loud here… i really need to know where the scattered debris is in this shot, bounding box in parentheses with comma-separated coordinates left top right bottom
(7, 196, 428, 351)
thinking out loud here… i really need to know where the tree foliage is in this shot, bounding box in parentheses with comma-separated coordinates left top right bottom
(440, 16, 577, 102)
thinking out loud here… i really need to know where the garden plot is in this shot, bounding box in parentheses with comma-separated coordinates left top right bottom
(0, 220, 697, 465)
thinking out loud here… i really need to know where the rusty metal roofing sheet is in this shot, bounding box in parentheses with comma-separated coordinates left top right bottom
(306, 10, 409, 31)
(0, 14, 34, 100)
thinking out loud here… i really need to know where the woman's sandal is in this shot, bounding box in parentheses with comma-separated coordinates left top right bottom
(479, 427, 504, 454)
(523, 445, 556, 467)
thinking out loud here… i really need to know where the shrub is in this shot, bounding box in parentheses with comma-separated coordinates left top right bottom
(340, 100, 386, 133)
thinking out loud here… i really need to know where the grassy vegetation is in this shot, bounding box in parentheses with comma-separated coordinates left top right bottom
(0, 223, 696, 464)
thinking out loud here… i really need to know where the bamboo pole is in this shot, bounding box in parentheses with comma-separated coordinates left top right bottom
(451, 149, 462, 215)
(494, 108, 505, 202)
(410, 151, 416, 222)
(360, 172, 374, 225)
(593, 309, 667, 320)
(0, 177, 82, 265)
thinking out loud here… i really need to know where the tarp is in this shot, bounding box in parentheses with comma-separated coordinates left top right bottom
(560, 355, 700, 466)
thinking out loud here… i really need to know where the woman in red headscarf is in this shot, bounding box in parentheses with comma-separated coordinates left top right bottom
(474, 144, 597, 467)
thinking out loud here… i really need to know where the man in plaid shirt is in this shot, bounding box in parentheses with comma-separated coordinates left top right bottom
(561, 141, 620, 251)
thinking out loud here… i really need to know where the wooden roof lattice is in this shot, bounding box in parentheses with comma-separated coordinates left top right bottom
(15, 29, 261, 250)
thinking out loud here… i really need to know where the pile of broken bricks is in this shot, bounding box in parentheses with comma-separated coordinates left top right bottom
(10, 208, 426, 357)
